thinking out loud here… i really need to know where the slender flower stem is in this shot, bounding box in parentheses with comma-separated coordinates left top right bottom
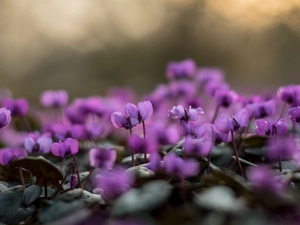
(142, 121, 147, 163)
(72, 155, 82, 189)
(211, 105, 219, 123)
(231, 131, 244, 178)
(279, 102, 286, 118)
(51, 163, 75, 199)
(19, 167, 25, 187)
(277, 135, 282, 172)
(23, 117, 31, 132)
(129, 128, 135, 167)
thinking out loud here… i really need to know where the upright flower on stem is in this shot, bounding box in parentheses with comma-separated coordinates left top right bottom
(51, 138, 82, 188)
(166, 59, 196, 80)
(215, 108, 249, 178)
(168, 105, 204, 122)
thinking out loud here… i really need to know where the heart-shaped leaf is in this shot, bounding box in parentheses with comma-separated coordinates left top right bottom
(8, 157, 63, 191)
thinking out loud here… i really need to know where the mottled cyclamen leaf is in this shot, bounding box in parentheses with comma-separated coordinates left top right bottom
(23, 185, 42, 206)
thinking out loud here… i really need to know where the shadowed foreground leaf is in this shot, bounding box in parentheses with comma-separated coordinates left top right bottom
(8, 157, 63, 191)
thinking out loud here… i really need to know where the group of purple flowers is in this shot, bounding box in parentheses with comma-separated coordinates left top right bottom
(1, 58, 300, 208)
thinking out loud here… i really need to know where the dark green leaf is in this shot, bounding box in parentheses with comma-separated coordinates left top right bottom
(23, 185, 42, 206)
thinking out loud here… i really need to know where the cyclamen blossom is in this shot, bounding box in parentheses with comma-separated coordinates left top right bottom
(288, 107, 300, 123)
(247, 165, 288, 195)
(40, 90, 68, 108)
(0, 147, 27, 166)
(128, 135, 157, 154)
(246, 99, 275, 119)
(215, 90, 238, 108)
(255, 119, 287, 136)
(92, 167, 134, 200)
(196, 67, 224, 87)
(168, 105, 204, 122)
(89, 147, 117, 169)
(266, 137, 296, 162)
(24, 132, 53, 154)
(111, 101, 153, 130)
(2, 98, 29, 117)
(183, 136, 212, 157)
(166, 59, 196, 80)
(163, 153, 199, 179)
(196, 123, 230, 144)
(277, 85, 300, 106)
(214, 108, 249, 133)
(0, 107, 11, 129)
(51, 138, 79, 158)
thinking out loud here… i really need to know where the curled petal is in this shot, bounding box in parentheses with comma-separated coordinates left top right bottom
(235, 108, 249, 128)
(51, 143, 63, 157)
(255, 119, 271, 136)
(138, 100, 153, 121)
(24, 137, 36, 153)
(37, 137, 53, 154)
(273, 118, 287, 136)
(111, 112, 127, 128)
(123, 103, 139, 120)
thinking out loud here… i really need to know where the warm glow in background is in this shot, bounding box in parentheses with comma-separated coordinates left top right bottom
(1, 0, 300, 101)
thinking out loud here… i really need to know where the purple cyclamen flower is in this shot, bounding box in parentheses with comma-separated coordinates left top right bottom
(247, 165, 288, 195)
(24, 132, 53, 154)
(150, 123, 180, 145)
(196, 67, 224, 87)
(89, 147, 117, 169)
(178, 121, 196, 136)
(266, 137, 296, 162)
(111, 111, 139, 130)
(246, 99, 275, 119)
(0, 147, 27, 166)
(65, 99, 86, 124)
(2, 98, 29, 117)
(124, 101, 153, 123)
(288, 107, 300, 123)
(277, 85, 300, 106)
(40, 90, 68, 108)
(204, 81, 229, 97)
(0, 107, 11, 129)
(183, 136, 212, 157)
(128, 135, 157, 155)
(214, 90, 238, 108)
(214, 108, 249, 133)
(51, 138, 79, 158)
(163, 153, 199, 179)
(255, 118, 287, 136)
(168, 105, 204, 122)
(147, 152, 162, 172)
(166, 59, 196, 80)
(169, 81, 197, 98)
(92, 167, 134, 200)
(196, 123, 230, 144)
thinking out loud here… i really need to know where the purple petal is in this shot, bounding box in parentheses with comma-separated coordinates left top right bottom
(0, 107, 11, 129)
(255, 119, 270, 136)
(123, 103, 139, 120)
(89, 147, 100, 167)
(235, 108, 249, 127)
(51, 143, 63, 158)
(24, 137, 36, 153)
(138, 101, 153, 121)
(288, 107, 300, 123)
(214, 116, 230, 133)
(183, 159, 199, 177)
(111, 112, 126, 128)
(273, 118, 287, 136)
(37, 137, 53, 154)
(68, 138, 79, 155)
(0, 150, 14, 166)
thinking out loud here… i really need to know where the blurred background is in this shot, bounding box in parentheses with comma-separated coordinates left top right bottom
(1, 0, 300, 102)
